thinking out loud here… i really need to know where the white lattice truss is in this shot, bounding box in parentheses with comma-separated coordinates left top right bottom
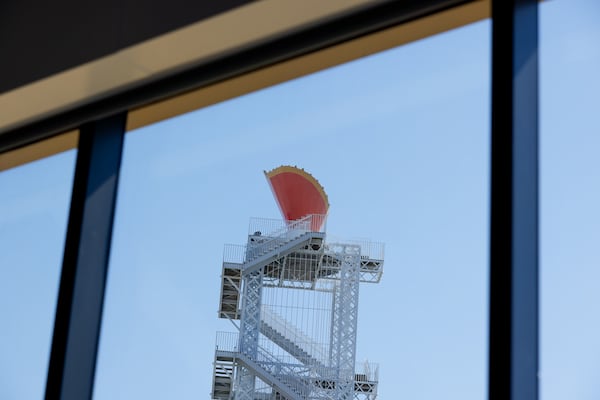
(212, 215, 384, 400)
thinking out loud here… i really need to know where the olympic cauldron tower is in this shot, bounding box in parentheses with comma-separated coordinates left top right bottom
(212, 166, 384, 400)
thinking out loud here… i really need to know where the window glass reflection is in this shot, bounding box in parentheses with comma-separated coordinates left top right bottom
(0, 150, 77, 399)
(541, 1, 600, 399)
(95, 20, 490, 400)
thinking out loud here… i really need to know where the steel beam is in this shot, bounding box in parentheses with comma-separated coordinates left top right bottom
(45, 114, 126, 400)
(489, 1, 539, 400)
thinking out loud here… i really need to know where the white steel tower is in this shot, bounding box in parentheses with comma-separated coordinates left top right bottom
(211, 168, 383, 400)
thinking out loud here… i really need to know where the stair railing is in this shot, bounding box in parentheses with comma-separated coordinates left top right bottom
(245, 215, 318, 264)
(215, 331, 240, 353)
(261, 305, 328, 363)
(254, 345, 311, 398)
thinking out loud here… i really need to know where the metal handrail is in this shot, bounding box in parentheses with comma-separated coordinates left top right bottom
(222, 215, 329, 268)
(216, 330, 314, 397)
(355, 361, 380, 382)
(324, 236, 385, 260)
(248, 217, 288, 236)
(215, 331, 240, 352)
(245, 215, 315, 263)
(215, 331, 379, 397)
(248, 214, 327, 236)
(254, 346, 311, 397)
(261, 305, 328, 363)
(223, 244, 246, 264)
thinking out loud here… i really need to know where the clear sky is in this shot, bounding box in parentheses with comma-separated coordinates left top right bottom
(0, 1, 598, 399)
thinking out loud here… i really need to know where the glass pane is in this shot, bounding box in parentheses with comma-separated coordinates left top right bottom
(95, 19, 490, 400)
(0, 149, 77, 399)
(541, 1, 600, 399)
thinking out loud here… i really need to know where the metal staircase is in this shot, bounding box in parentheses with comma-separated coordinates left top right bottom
(213, 332, 308, 400)
(218, 237, 324, 322)
(218, 215, 326, 322)
(244, 231, 325, 275)
(211, 355, 234, 400)
(242, 346, 310, 400)
(219, 266, 241, 319)
(260, 305, 327, 368)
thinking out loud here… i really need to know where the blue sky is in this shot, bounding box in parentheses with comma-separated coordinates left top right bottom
(1, 1, 599, 399)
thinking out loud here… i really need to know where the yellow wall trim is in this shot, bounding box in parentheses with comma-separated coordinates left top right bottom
(0, 131, 79, 172)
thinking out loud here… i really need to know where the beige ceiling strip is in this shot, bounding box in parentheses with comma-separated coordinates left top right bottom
(127, 0, 489, 131)
(0, 130, 79, 172)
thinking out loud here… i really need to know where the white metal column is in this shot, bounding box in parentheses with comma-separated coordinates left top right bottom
(330, 244, 361, 399)
(238, 269, 263, 398)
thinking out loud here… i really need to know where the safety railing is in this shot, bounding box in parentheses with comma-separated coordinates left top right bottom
(219, 330, 313, 398)
(305, 214, 327, 233)
(216, 330, 319, 374)
(223, 244, 246, 264)
(223, 226, 317, 269)
(248, 217, 289, 237)
(325, 237, 385, 261)
(216, 331, 375, 398)
(245, 215, 320, 264)
(215, 331, 240, 353)
(254, 346, 311, 398)
(261, 305, 328, 363)
(249, 214, 327, 236)
(357, 240, 384, 261)
(355, 361, 379, 382)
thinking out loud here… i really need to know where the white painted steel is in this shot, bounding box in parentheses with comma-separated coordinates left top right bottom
(212, 214, 383, 399)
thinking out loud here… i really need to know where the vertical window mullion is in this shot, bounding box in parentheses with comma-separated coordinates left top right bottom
(45, 113, 126, 400)
(489, 1, 539, 400)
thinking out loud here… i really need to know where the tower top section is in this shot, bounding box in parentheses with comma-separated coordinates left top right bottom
(265, 165, 329, 231)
